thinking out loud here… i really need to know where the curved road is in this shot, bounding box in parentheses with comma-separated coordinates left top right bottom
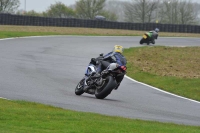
(0, 36, 200, 126)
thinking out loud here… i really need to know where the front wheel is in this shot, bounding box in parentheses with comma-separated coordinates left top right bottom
(95, 76, 117, 99)
(75, 78, 85, 95)
(140, 38, 144, 44)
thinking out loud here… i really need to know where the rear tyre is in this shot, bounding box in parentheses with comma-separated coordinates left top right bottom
(152, 40, 155, 44)
(95, 76, 117, 99)
(75, 78, 85, 95)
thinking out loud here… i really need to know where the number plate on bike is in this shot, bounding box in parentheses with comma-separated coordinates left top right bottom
(143, 35, 147, 39)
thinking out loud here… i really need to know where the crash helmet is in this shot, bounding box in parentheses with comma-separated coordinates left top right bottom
(155, 28, 159, 32)
(113, 45, 124, 54)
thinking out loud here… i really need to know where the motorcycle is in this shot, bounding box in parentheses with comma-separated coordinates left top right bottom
(140, 32, 155, 45)
(75, 57, 127, 99)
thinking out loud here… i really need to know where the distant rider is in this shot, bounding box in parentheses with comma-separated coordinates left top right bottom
(146, 28, 159, 44)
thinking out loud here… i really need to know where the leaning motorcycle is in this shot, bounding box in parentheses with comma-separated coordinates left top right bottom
(75, 61, 127, 99)
(140, 32, 155, 45)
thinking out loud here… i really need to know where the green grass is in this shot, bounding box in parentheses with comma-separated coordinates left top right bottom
(0, 31, 136, 39)
(123, 46, 200, 101)
(0, 99, 200, 133)
(1, 25, 200, 38)
(0, 31, 62, 38)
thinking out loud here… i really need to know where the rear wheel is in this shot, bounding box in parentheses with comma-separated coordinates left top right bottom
(75, 78, 85, 95)
(152, 40, 155, 44)
(95, 76, 117, 99)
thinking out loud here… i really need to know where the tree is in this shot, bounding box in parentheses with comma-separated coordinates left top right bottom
(178, 0, 197, 24)
(0, 0, 20, 13)
(24, 10, 43, 16)
(104, 0, 126, 21)
(192, 2, 200, 25)
(75, 0, 106, 19)
(158, 0, 180, 24)
(124, 0, 158, 23)
(100, 10, 118, 21)
(157, 0, 199, 25)
(44, 2, 76, 18)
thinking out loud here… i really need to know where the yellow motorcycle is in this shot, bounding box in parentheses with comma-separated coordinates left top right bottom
(140, 32, 155, 45)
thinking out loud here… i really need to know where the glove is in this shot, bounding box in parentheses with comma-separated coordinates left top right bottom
(90, 58, 97, 65)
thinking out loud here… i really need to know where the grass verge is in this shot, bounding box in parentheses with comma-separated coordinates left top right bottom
(0, 99, 200, 133)
(0, 31, 62, 38)
(123, 46, 200, 102)
(1, 25, 200, 37)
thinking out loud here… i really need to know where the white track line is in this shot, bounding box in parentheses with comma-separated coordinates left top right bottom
(0, 35, 199, 104)
(0, 97, 9, 100)
(125, 75, 200, 104)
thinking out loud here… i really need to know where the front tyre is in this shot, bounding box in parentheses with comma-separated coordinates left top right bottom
(75, 78, 85, 95)
(140, 38, 144, 44)
(152, 40, 155, 44)
(95, 76, 117, 99)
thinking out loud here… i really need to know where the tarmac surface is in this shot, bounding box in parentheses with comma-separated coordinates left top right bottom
(0, 36, 200, 126)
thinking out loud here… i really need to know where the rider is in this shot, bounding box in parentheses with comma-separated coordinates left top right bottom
(86, 45, 127, 90)
(147, 28, 159, 44)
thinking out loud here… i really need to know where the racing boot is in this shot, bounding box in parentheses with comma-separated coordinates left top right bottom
(114, 83, 120, 90)
(101, 70, 109, 78)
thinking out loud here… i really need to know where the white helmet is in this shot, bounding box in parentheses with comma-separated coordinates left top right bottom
(155, 28, 159, 32)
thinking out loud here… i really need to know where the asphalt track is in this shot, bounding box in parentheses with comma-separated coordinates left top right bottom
(0, 36, 200, 126)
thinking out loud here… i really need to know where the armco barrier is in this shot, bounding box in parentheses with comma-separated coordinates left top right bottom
(0, 13, 200, 33)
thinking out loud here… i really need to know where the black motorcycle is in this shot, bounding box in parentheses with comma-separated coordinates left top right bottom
(75, 61, 127, 99)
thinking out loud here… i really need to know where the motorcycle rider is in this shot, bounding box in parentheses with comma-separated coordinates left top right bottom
(147, 28, 159, 44)
(86, 45, 127, 90)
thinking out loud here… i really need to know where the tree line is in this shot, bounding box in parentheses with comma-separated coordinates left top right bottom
(0, 0, 200, 25)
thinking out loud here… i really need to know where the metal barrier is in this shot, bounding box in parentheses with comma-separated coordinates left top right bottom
(0, 13, 199, 33)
